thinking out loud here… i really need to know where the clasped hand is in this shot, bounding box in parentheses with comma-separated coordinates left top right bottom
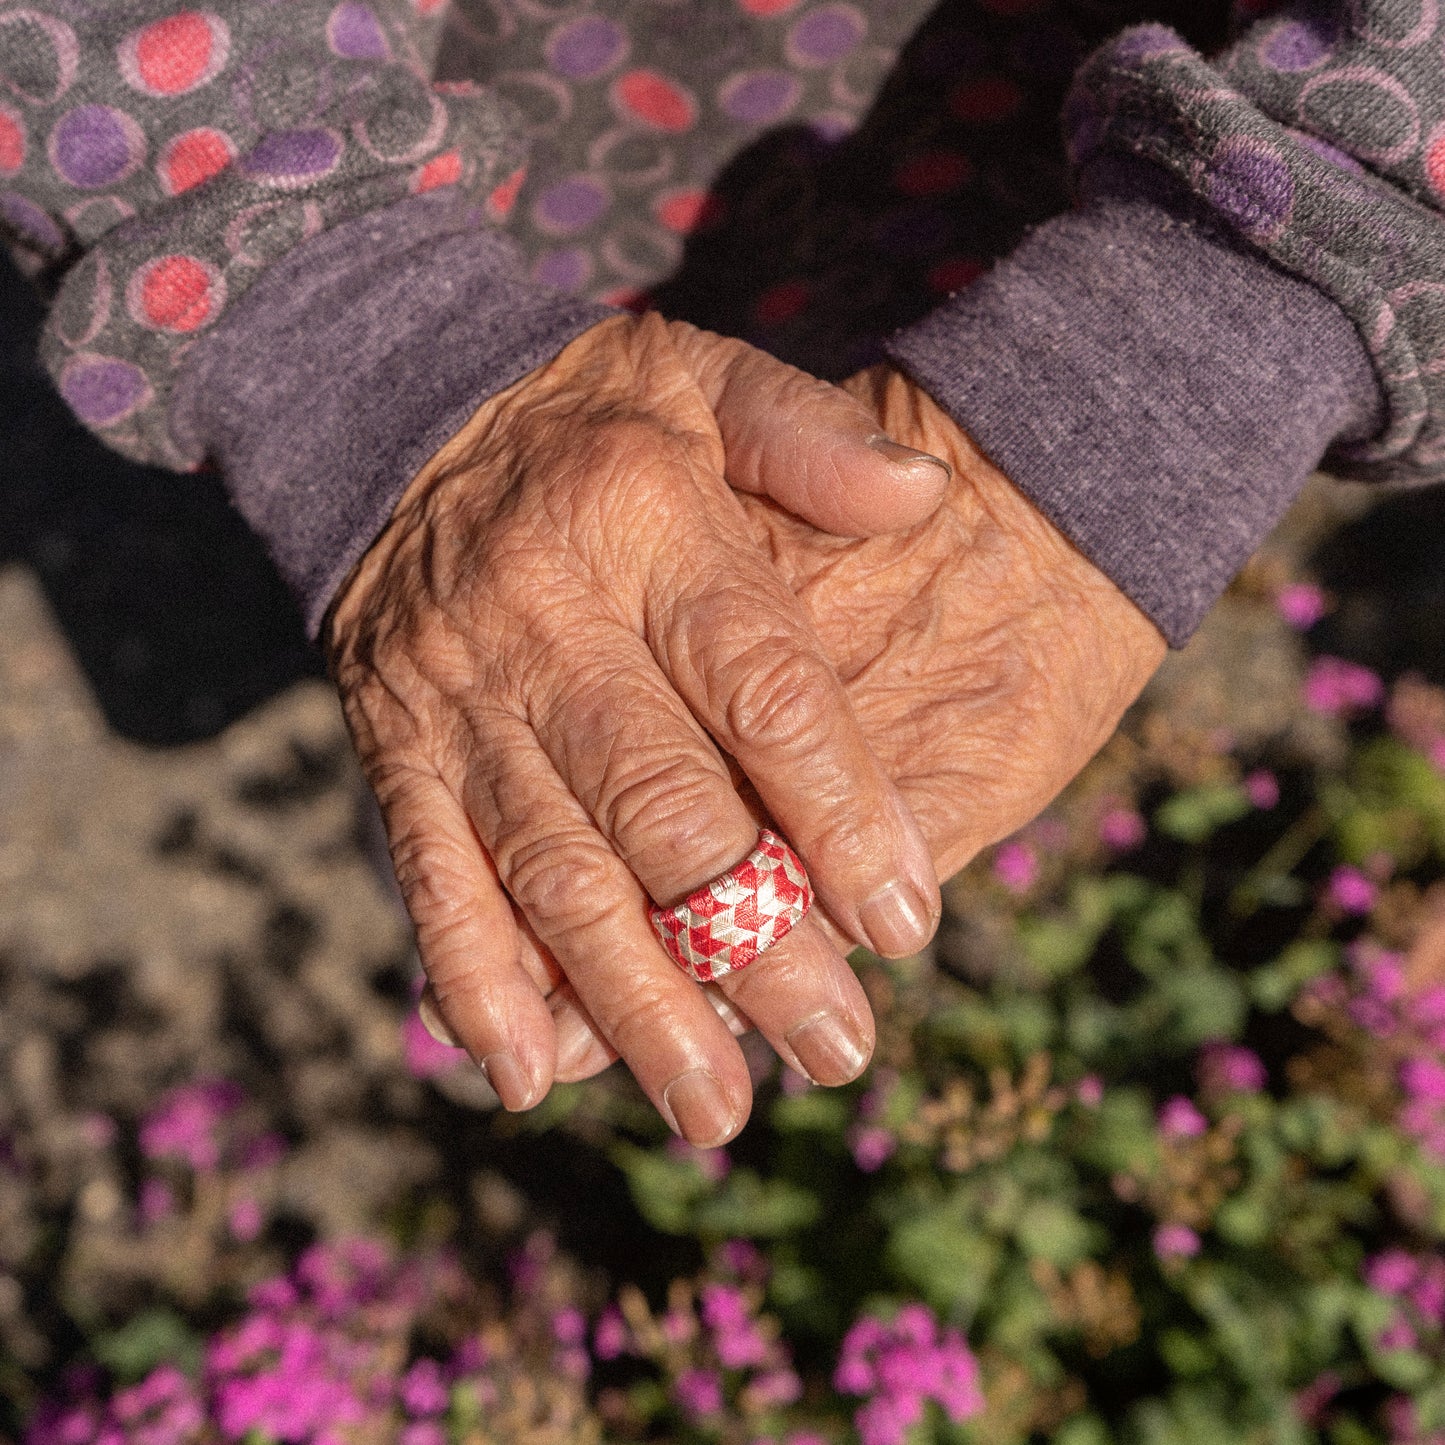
(326, 314, 1167, 1146)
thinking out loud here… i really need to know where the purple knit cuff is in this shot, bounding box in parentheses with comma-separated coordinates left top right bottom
(171, 194, 613, 638)
(886, 184, 1383, 647)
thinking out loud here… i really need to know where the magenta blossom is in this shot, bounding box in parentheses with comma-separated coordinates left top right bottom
(1303, 656, 1384, 717)
(1328, 865, 1378, 914)
(1277, 582, 1327, 630)
(1153, 1224, 1202, 1259)
(401, 1008, 465, 1080)
(1197, 1042, 1266, 1095)
(849, 1125, 897, 1173)
(674, 1367, 723, 1418)
(1076, 1075, 1104, 1107)
(593, 1305, 630, 1361)
(1098, 806, 1146, 852)
(1366, 1250, 1420, 1296)
(139, 1078, 244, 1173)
(1244, 769, 1280, 809)
(1157, 1096, 1208, 1138)
(992, 839, 1038, 894)
(835, 1303, 983, 1445)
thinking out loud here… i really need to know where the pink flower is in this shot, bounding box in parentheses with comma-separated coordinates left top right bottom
(400, 1359, 448, 1417)
(719, 1238, 766, 1281)
(1098, 807, 1146, 852)
(593, 1306, 629, 1361)
(1157, 1096, 1208, 1138)
(849, 1125, 897, 1173)
(1379, 1315, 1418, 1352)
(401, 1009, 464, 1080)
(1303, 656, 1383, 717)
(228, 1196, 263, 1242)
(746, 1367, 803, 1408)
(992, 840, 1038, 894)
(1430, 737, 1445, 773)
(1244, 769, 1280, 809)
(674, 1368, 723, 1418)
(1328, 865, 1377, 914)
(1402, 1056, 1445, 1104)
(1410, 1260, 1445, 1324)
(1153, 1224, 1201, 1259)
(400, 1424, 447, 1445)
(1366, 1251, 1420, 1295)
(1075, 1075, 1104, 1107)
(1277, 582, 1327, 630)
(139, 1078, 243, 1173)
(1197, 1043, 1266, 1095)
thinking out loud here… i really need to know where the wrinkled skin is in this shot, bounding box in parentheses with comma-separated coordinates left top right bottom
(326, 313, 954, 1147)
(551, 360, 1169, 1086)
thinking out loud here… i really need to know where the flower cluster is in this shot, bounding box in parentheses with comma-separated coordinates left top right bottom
(834, 1304, 983, 1445)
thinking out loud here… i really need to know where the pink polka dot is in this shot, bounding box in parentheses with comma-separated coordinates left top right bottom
(486, 165, 526, 219)
(949, 75, 1023, 124)
(1426, 130, 1445, 199)
(132, 254, 220, 332)
(655, 188, 724, 233)
(159, 127, 233, 193)
(893, 151, 972, 197)
(0, 107, 24, 176)
(738, 0, 804, 13)
(613, 70, 695, 132)
(121, 12, 228, 97)
(753, 279, 810, 326)
(412, 148, 461, 193)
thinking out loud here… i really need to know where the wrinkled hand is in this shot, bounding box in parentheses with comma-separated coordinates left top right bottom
(555, 363, 1167, 1082)
(326, 314, 953, 1145)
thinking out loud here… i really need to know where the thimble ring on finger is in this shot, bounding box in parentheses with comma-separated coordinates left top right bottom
(648, 829, 813, 984)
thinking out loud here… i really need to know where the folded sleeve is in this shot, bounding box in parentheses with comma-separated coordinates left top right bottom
(1, 1, 611, 630)
(888, 1, 1445, 645)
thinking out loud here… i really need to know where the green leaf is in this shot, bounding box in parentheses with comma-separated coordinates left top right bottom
(692, 1168, 820, 1239)
(1155, 783, 1250, 844)
(886, 1201, 1003, 1314)
(1251, 941, 1340, 1011)
(770, 1087, 850, 1135)
(1053, 1414, 1114, 1445)
(612, 1143, 713, 1234)
(1012, 1198, 1098, 1267)
(92, 1307, 200, 1383)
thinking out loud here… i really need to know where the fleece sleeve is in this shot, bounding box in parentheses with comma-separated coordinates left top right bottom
(0, 2, 610, 632)
(888, 2, 1445, 645)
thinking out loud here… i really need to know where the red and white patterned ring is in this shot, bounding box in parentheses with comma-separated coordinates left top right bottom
(648, 829, 813, 984)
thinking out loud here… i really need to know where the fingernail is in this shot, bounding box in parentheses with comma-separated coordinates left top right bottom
(662, 1069, 737, 1148)
(417, 992, 461, 1049)
(553, 1008, 603, 1080)
(858, 879, 935, 957)
(481, 1051, 536, 1111)
(867, 434, 952, 481)
(786, 1011, 869, 1085)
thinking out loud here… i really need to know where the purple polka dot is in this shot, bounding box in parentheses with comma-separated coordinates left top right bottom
(0, 191, 65, 251)
(1111, 24, 1185, 67)
(50, 106, 142, 189)
(1261, 20, 1332, 72)
(60, 356, 151, 426)
(788, 5, 865, 66)
(547, 16, 626, 80)
(719, 70, 801, 124)
(241, 129, 342, 184)
(1296, 132, 1365, 174)
(1205, 139, 1295, 240)
(533, 247, 593, 291)
(328, 3, 390, 59)
(534, 176, 609, 234)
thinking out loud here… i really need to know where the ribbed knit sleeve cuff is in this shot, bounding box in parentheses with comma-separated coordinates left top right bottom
(171, 194, 613, 639)
(885, 182, 1384, 647)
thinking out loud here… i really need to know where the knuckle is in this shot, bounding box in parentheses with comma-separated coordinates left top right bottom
(723, 646, 838, 754)
(598, 755, 738, 883)
(500, 831, 621, 931)
(604, 978, 687, 1055)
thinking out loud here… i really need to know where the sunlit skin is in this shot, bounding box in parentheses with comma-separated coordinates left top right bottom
(328, 317, 1167, 1141)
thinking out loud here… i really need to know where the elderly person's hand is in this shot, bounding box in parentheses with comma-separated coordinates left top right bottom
(553, 361, 1167, 1083)
(325, 313, 953, 1145)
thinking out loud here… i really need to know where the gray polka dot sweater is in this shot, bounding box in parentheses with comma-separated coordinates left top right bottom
(1, 0, 1442, 642)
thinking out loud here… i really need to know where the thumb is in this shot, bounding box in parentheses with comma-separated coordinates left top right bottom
(677, 326, 952, 537)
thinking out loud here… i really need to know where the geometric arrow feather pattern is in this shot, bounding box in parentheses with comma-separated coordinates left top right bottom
(648, 829, 813, 983)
